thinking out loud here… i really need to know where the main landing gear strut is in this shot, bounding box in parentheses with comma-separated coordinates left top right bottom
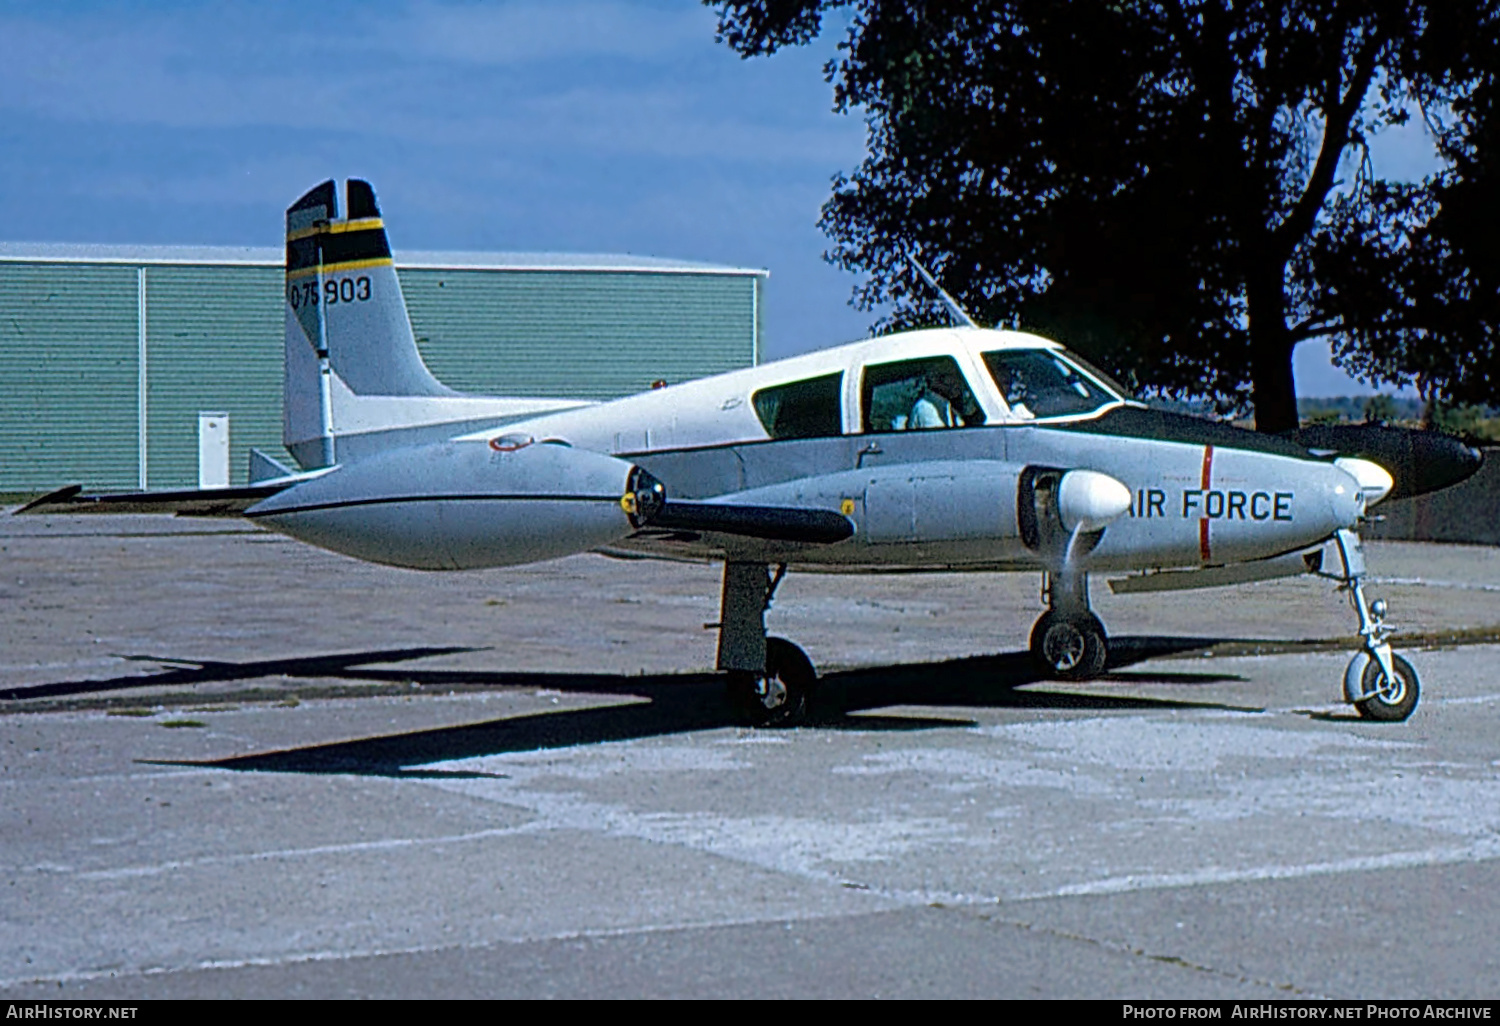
(716, 561, 816, 726)
(1030, 570, 1109, 681)
(1322, 529, 1420, 721)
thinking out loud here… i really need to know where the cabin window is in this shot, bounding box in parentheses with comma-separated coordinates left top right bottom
(861, 356, 980, 433)
(752, 373, 843, 440)
(981, 349, 1119, 420)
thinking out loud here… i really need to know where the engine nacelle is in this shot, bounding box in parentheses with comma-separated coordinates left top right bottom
(708, 460, 1027, 547)
(247, 440, 651, 570)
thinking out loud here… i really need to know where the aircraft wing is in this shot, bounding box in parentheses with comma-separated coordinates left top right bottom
(15, 482, 294, 517)
(13, 481, 855, 549)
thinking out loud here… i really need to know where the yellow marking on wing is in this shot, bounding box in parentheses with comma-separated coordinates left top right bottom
(285, 257, 394, 280)
(840, 498, 856, 516)
(284, 217, 385, 242)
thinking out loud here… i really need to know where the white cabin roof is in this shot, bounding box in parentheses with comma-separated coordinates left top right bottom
(746, 327, 1064, 384)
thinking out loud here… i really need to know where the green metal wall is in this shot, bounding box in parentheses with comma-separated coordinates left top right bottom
(401, 269, 757, 400)
(142, 265, 285, 491)
(0, 264, 141, 491)
(0, 259, 759, 493)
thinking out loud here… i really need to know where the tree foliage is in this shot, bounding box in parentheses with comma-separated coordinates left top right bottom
(710, 0, 1499, 431)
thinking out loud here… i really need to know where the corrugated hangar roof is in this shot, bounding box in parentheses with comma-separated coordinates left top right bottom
(0, 241, 768, 277)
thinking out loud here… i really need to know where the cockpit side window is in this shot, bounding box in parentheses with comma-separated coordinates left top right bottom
(861, 356, 981, 433)
(752, 372, 843, 440)
(982, 349, 1120, 420)
(1058, 351, 1135, 401)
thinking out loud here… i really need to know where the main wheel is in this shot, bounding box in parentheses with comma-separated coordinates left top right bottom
(726, 636, 816, 727)
(1353, 652, 1420, 722)
(1030, 611, 1108, 681)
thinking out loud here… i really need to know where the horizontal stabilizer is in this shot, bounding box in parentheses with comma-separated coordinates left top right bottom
(249, 448, 296, 485)
(647, 502, 854, 545)
(1108, 548, 1321, 594)
(15, 482, 291, 518)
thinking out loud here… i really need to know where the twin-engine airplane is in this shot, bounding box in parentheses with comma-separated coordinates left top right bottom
(21, 180, 1484, 724)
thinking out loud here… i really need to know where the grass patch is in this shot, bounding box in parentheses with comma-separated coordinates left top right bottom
(159, 719, 207, 729)
(1157, 624, 1500, 660)
(107, 708, 156, 717)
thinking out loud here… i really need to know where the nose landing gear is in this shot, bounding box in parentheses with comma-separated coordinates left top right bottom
(1326, 529, 1420, 721)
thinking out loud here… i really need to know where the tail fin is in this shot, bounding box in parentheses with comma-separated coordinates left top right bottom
(282, 179, 594, 469)
(284, 179, 455, 467)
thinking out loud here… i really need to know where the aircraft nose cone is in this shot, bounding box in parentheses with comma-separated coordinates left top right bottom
(1387, 431, 1484, 500)
(1424, 437, 1486, 498)
(1290, 424, 1485, 501)
(1058, 469, 1132, 532)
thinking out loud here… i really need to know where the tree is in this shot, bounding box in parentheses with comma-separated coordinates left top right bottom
(710, 1, 1499, 432)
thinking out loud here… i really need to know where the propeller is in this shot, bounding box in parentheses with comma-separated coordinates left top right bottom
(1057, 469, 1132, 570)
(1021, 467, 1132, 571)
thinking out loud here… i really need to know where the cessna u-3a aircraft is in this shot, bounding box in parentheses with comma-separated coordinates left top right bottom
(21, 180, 1485, 725)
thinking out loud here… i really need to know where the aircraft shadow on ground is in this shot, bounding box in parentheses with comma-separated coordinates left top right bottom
(0, 647, 479, 702)
(115, 633, 1262, 778)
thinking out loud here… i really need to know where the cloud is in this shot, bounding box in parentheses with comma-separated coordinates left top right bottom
(502, 85, 864, 164)
(0, 2, 857, 167)
(0, 12, 338, 128)
(0, 0, 874, 352)
(390, 0, 713, 65)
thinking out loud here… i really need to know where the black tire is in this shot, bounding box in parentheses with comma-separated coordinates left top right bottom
(1029, 611, 1108, 681)
(1354, 653, 1420, 722)
(726, 637, 816, 727)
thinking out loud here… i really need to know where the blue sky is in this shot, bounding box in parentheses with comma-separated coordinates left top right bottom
(0, 1, 1438, 395)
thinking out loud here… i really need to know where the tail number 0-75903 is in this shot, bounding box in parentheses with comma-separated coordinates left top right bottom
(286, 276, 372, 309)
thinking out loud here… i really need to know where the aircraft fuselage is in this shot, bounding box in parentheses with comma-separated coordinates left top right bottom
(613, 414, 1360, 573)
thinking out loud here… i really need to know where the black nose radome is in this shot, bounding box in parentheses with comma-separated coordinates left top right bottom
(1289, 424, 1484, 502)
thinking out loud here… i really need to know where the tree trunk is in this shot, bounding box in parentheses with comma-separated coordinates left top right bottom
(1246, 269, 1299, 434)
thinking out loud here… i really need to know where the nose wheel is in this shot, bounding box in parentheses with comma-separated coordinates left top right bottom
(1347, 650, 1419, 722)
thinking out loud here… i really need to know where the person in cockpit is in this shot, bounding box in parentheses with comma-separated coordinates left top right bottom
(909, 364, 976, 428)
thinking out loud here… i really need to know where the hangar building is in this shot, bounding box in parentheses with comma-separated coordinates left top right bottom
(0, 244, 764, 493)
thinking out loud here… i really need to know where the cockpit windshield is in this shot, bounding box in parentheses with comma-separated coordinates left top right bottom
(981, 349, 1125, 420)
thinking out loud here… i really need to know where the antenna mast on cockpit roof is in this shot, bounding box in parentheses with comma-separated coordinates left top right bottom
(904, 251, 980, 330)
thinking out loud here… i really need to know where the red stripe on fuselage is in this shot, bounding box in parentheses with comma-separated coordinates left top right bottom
(1199, 445, 1214, 563)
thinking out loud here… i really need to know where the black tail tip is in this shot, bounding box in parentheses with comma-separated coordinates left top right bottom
(346, 179, 379, 219)
(287, 179, 380, 224)
(289, 180, 337, 221)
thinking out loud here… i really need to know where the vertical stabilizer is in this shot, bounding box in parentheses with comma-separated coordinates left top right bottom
(283, 179, 455, 468)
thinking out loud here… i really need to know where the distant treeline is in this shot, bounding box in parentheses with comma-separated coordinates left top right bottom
(1295, 396, 1426, 421)
(1145, 395, 1500, 442)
